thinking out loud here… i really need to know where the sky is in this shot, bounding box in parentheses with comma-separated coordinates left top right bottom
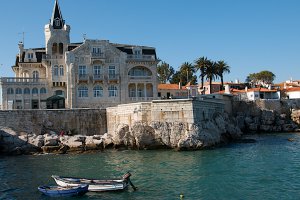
(0, 0, 299, 84)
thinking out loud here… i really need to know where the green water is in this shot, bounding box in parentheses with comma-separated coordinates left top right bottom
(1, 133, 300, 200)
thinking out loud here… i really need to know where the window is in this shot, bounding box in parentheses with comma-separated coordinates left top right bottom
(92, 47, 101, 54)
(53, 65, 59, 76)
(108, 85, 117, 97)
(94, 66, 101, 75)
(59, 65, 64, 76)
(79, 66, 86, 75)
(138, 88, 143, 97)
(134, 50, 141, 55)
(128, 66, 152, 77)
(7, 88, 14, 95)
(32, 88, 38, 94)
(33, 71, 39, 79)
(59, 43, 63, 54)
(93, 85, 103, 97)
(55, 19, 60, 27)
(40, 88, 47, 94)
(109, 66, 116, 79)
(130, 88, 136, 97)
(16, 88, 22, 95)
(52, 43, 58, 54)
(27, 53, 34, 59)
(24, 88, 30, 94)
(78, 86, 88, 97)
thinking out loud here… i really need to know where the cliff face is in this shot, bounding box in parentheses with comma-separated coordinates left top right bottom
(233, 100, 299, 133)
(104, 112, 242, 150)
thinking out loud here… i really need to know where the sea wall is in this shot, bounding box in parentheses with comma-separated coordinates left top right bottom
(0, 109, 107, 155)
(105, 99, 242, 150)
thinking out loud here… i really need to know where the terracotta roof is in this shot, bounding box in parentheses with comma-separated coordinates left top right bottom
(158, 84, 187, 90)
(286, 87, 300, 92)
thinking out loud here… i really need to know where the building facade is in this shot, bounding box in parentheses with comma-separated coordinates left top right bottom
(0, 0, 159, 110)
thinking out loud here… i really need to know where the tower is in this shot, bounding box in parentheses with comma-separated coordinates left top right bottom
(44, 0, 70, 55)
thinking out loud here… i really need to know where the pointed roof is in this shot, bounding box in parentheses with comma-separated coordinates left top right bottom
(51, 0, 64, 29)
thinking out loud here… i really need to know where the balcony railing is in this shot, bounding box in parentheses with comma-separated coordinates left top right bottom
(0, 77, 47, 86)
(127, 55, 156, 61)
(91, 52, 105, 59)
(129, 75, 152, 79)
(129, 97, 154, 102)
(108, 74, 119, 81)
(78, 74, 89, 81)
(93, 74, 104, 81)
(42, 54, 64, 60)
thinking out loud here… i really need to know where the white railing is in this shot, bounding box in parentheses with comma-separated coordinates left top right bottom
(127, 55, 156, 60)
(0, 77, 47, 85)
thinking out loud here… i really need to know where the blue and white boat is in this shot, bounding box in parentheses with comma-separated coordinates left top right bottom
(38, 184, 88, 197)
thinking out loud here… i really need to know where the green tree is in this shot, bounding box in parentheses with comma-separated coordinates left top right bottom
(169, 62, 197, 85)
(157, 61, 174, 83)
(194, 56, 209, 89)
(245, 70, 276, 87)
(215, 60, 230, 90)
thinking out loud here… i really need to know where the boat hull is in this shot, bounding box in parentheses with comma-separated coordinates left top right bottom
(38, 184, 88, 197)
(52, 175, 129, 192)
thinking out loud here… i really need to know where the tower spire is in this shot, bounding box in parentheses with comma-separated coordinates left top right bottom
(51, 0, 64, 29)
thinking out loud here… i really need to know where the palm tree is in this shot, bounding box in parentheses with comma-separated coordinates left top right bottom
(206, 60, 218, 94)
(216, 60, 230, 90)
(179, 62, 196, 85)
(194, 57, 209, 89)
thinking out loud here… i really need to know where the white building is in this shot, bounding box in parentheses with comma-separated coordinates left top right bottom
(0, 0, 159, 110)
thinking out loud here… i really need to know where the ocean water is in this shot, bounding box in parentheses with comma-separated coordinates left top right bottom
(1, 133, 300, 200)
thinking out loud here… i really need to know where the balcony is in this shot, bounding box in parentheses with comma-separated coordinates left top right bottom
(0, 77, 47, 86)
(78, 74, 89, 82)
(42, 54, 64, 65)
(108, 74, 119, 81)
(129, 75, 152, 80)
(127, 55, 156, 61)
(93, 74, 104, 82)
(90, 53, 105, 64)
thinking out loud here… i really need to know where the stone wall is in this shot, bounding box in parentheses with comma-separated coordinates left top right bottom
(0, 109, 107, 136)
(104, 99, 241, 150)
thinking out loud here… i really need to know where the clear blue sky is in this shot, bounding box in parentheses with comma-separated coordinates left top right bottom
(0, 0, 299, 83)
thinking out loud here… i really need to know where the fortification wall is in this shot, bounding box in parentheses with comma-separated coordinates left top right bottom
(0, 109, 107, 136)
(106, 99, 225, 135)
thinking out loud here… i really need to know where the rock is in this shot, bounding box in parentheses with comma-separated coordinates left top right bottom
(41, 146, 60, 154)
(44, 135, 59, 146)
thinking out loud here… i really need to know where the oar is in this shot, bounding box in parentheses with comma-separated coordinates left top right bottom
(128, 179, 137, 191)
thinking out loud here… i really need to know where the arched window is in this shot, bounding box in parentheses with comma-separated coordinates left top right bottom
(78, 86, 88, 97)
(40, 88, 47, 94)
(53, 65, 59, 76)
(32, 88, 38, 94)
(52, 43, 58, 54)
(59, 65, 64, 76)
(16, 88, 22, 95)
(108, 85, 118, 97)
(93, 85, 103, 97)
(33, 71, 39, 80)
(59, 43, 63, 54)
(7, 88, 14, 95)
(24, 88, 30, 94)
(128, 66, 152, 77)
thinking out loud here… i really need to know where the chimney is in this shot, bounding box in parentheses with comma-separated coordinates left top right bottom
(245, 86, 248, 92)
(18, 42, 24, 62)
(178, 82, 182, 89)
(224, 85, 230, 94)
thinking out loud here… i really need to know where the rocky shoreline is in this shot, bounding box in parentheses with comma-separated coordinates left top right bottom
(1, 101, 300, 155)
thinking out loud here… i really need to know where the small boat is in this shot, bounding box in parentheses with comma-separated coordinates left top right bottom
(38, 184, 88, 197)
(51, 172, 136, 192)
